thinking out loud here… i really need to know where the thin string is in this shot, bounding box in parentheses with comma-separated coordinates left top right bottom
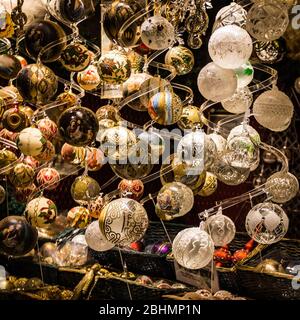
(5, 176, 8, 216)
(117, 247, 132, 300)
(36, 241, 44, 284)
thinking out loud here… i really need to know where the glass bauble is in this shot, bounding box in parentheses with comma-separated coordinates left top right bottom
(165, 46, 194, 75)
(0, 54, 22, 79)
(77, 65, 101, 90)
(96, 105, 121, 132)
(23, 156, 40, 170)
(71, 175, 101, 205)
(98, 50, 131, 85)
(67, 206, 91, 228)
(85, 220, 115, 252)
(294, 77, 300, 94)
(253, 88, 294, 132)
(198, 172, 218, 197)
(36, 167, 60, 191)
(141, 15, 175, 50)
(2, 107, 30, 132)
(222, 87, 253, 114)
(208, 133, 227, 155)
(0, 149, 17, 174)
(56, 0, 89, 23)
(118, 179, 144, 200)
(16, 64, 58, 104)
(148, 92, 182, 125)
(254, 39, 285, 64)
(0, 216, 38, 256)
(60, 42, 91, 72)
(83, 147, 105, 171)
(99, 198, 149, 246)
(15, 184, 37, 203)
(246, 1, 289, 41)
(34, 140, 55, 162)
(155, 182, 194, 221)
(25, 196, 57, 228)
(214, 2, 247, 30)
(245, 202, 289, 244)
(177, 105, 203, 130)
(197, 62, 237, 102)
(58, 106, 99, 147)
(61, 143, 86, 164)
(208, 25, 252, 69)
(138, 130, 165, 159)
(0, 185, 5, 204)
(265, 172, 299, 203)
(24, 20, 67, 62)
(227, 124, 261, 145)
(36, 118, 58, 140)
(87, 195, 104, 219)
(56, 90, 78, 110)
(172, 227, 214, 269)
(234, 62, 254, 88)
(9, 163, 35, 187)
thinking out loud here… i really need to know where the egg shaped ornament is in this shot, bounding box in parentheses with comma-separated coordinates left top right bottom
(77, 64, 101, 90)
(103, 0, 141, 47)
(36, 167, 60, 191)
(71, 175, 101, 205)
(96, 104, 121, 132)
(118, 179, 144, 201)
(177, 105, 203, 130)
(83, 147, 105, 171)
(99, 198, 149, 246)
(9, 163, 35, 188)
(155, 182, 194, 221)
(0, 54, 22, 80)
(172, 227, 214, 269)
(0, 149, 17, 174)
(265, 172, 299, 204)
(34, 140, 55, 162)
(58, 106, 99, 147)
(85, 220, 115, 252)
(15, 64, 58, 105)
(2, 107, 30, 132)
(60, 42, 91, 72)
(197, 62, 237, 102)
(165, 46, 194, 76)
(234, 62, 254, 88)
(222, 87, 253, 114)
(0, 216, 38, 256)
(138, 130, 165, 159)
(245, 202, 289, 244)
(246, 1, 289, 41)
(16, 127, 47, 157)
(0, 185, 6, 204)
(148, 92, 182, 125)
(67, 206, 91, 228)
(198, 172, 218, 197)
(253, 88, 294, 132)
(56, 0, 92, 23)
(122, 73, 152, 111)
(36, 118, 58, 141)
(24, 20, 66, 62)
(141, 15, 175, 50)
(25, 196, 57, 228)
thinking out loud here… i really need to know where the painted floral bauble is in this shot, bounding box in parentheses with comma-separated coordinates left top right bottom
(253, 88, 294, 132)
(85, 220, 115, 252)
(173, 227, 214, 269)
(98, 50, 131, 85)
(87, 195, 104, 219)
(2, 107, 30, 132)
(0, 216, 38, 256)
(245, 202, 289, 244)
(198, 172, 218, 197)
(67, 206, 91, 229)
(24, 20, 67, 62)
(165, 46, 194, 76)
(9, 163, 35, 187)
(0, 149, 17, 174)
(15, 183, 37, 203)
(0, 54, 22, 79)
(77, 65, 101, 91)
(99, 198, 149, 246)
(58, 106, 99, 147)
(197, 62, 237, 102)
(127, 50, 145, 73)
(222, 87, 253, 114)
(36, 118, 58, 140)
(177, 105, 203, 130)
(56, 90, 78, 111)
(118, 179, 144, 200)
(24, 196, 57, 228)
(148, 92, 182, 125)
(83, 147, 105, 171)
(208, 25, 252, 69)
(122, 73, 152, 111)
(34, 140, 55, 162)
(234, 62, 254, 88)
(214, 2, 247, 30)
(155, 182, 194, 221)
(141, 15, 175, 50)
(0, 185, 5, 204)
(71, 175, 101, 205)
(36, 168, 60, 191)
(61, 143, 86, 164)
(95, 105, 121, 131)
(15, 64, 58, 104)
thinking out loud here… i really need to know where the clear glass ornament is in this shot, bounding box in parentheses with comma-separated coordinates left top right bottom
(85, 221, 115, 252)
(234, 62, 254, 88)
(71, 175, 101, 205)
(198, 172, 218, 197)
(165, 46, 194, 75)
(222, 86, 253, 114)
(208, 133, 227, 155)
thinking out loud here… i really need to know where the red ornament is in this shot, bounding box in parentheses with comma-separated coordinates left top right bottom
(130, 241, 143, 252)
(232, 248, 248, 263)
(245, 239, 255, 251)
(36, 167, 60, 190)
(214, 245, 232, 266)
(23, 156, 40, 170)
(36, 118, 58, 140)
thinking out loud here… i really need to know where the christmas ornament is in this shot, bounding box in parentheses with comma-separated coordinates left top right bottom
(138, 130, 165, 158)
(208, 133, 227, 155)
(214, 2, 247, 30)
(24, 20, 67, 62)
(172, 227, 214, 269)
(96, 105, 121, 131)
(25, 196, 57, 228)
(56, 90, 78, 110)
(60, 42, 91, 72)
(214, 245, 232, 266)
(58, 106, 99, 147)
(99, 198, 149, 246)
(147, 242, 172, 255)
(141, 15, 175, 50)
(77, 65, 101, 90)
(34, 140, 55, 162)
(0, 149, 17, 174)
(0, 185, 5, 204)
(0, 8, 14, 38)
(253, 88, 294, 132)
(155, 182, 194, 221)
(118, 179, 144, 200)
(57, 0, 88, 23)
(87, 195, 104, 219)
(208, 25, 252, 69)
(294, 77, 300, 94)
(15, 184, 37, 203)
(15, 55, 28, 68)
(2, 107, 30, 132)
(255, 258, 285, 274)
(221, 87, 253, 114)
(234, 62, 254, 88)
(245, 202, 289, 244)
(148, 92, 182, 125)
(85, 220, 114, 252)
(9, 163, 35, 187)
(36, 118, 58, 140)
(71, 175, 101, 205)
(83, 147, 105, 171)
(254, 39, 286, 64)
(15, 64, 58, 104)
(198, 172, 218, 197)
(165, 46, 194, 76)
(36, 167, 60, 191)
(227, 124, 261, 146)
(0, 216, 38, 256)
(98, 50, 131, 85)
(177, 105, 203, 130)
(19, 105, 34, 119)
(61, 143, 85, 164)
(197, 62, 237, 102)
(67, 206, 91, 229)
(0, 54, 22, 80)
(127, 50, 145, 73)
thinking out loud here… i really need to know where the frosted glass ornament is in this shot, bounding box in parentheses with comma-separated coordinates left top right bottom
(227, 124, 261, 145)
(222, 87, 253, 114)
(234, 62, 254, 88)
(245, 202, 289, 244)
(172, 227, 214, 269)
(266, 172, 299, 203)
(208, 133, 227, 155)
(246, 1, 289, 41)
(253, 88, 294, 132)
(208, 25, 253, 69)
(85, 221, 115, 252)
(138, 130, 165, 160)
(197, 62, 237, 102)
